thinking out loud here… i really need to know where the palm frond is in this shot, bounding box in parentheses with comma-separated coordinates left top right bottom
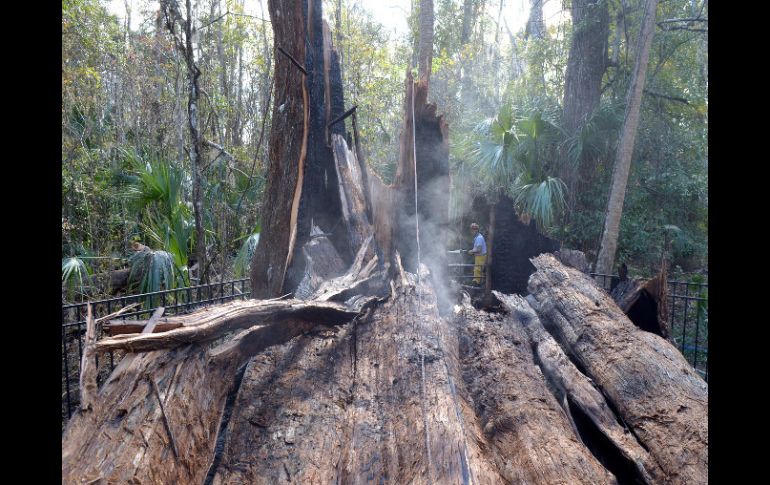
(128, 248, 177, 301)
(62, 257, 90, 299)
(511, 176, 567, 229)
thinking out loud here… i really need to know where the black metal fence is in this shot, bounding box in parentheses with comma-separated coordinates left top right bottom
(591, 273, 708, 382)
(61, 278, 251, 428)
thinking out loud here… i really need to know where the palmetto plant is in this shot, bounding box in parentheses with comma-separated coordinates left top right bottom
(469, 104, 567, 229)
(563, 102, 624, 168)
(118, 149, 194, 292)
(62, 257, 90, 300)
(128, 248, 177, 308)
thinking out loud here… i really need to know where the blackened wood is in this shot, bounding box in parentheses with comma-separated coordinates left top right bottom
(328, 105, 356, 129)
(488, 195, 560, 294)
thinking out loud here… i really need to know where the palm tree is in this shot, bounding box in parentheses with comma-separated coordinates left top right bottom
(468, 105, 567, 230)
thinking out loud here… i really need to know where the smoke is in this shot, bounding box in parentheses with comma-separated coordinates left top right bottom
(395, 174, 457, 315)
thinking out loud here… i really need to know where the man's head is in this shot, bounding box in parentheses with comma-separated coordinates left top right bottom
(470, 223, 479, 234)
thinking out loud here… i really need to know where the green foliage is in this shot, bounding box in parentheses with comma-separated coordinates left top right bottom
(511, 176, 567, 230)
(465, 104, 567, 230)
(62, 257, 90, 300)
(60, 0, 707, 289)
(128, 249, 177, 296)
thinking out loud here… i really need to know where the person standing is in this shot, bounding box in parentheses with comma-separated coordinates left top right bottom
(468, 223, 487, 285)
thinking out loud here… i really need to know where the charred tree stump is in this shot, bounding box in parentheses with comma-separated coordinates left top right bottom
(481, 195, 561, 294)
(610, 266, 671, 339)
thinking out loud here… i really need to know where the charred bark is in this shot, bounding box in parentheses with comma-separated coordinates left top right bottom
(392, 73, 450, 307)
(488, 195, 560, 294)
(610, 268, 671, 339)
(251, 0, 354, 300)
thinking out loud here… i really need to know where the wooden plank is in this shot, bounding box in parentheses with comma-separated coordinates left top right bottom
(78, 304, 97, 411)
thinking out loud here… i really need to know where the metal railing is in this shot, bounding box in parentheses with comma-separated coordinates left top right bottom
(592, 273, 708, 382)
(61, 278, 251, 428)
(447, 251, 487, 287)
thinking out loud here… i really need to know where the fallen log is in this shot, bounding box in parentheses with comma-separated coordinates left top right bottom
(93, 298, 361, 354)
(456, 294, 616, 484)
(495, 292, 665, 484)
(527, 253, 708, 484)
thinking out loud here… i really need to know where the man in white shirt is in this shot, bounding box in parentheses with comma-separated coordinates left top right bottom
(468, 223, 487, 285)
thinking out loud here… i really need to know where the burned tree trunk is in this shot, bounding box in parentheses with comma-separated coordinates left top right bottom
(249, 0, 310, 299)
(610, 268, 671, 339)
(489, 195, 560, 294)
(392, 73, 450, 307)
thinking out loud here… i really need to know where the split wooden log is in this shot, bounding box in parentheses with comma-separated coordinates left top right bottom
(332, 133, 373, 254)
(63, 343, 236, 484)
(78, 304, 97, 411)
(610, 265, 671, 339)
(495, 292, 666, 484)
(63, 297, 366, 484)
(455, 295, 616, 484)
(293, 227, 347, 299)
(527, 253, 708, 484)
(210, 260, 498, 483)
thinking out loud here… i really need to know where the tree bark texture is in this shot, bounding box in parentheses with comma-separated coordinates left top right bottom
(392, 73, 450, 294)
(249, 0, 311, 299)
(251, 0, 350, 299)
(417, 0, 434, 85)
(560, 0, 610, 196)
(528, 254, 707, 483)
(596, 0, 659, 275)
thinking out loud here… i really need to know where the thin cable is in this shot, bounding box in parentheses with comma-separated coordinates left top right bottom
(412, 81, 433, 484)
(411, 81, 473, 485)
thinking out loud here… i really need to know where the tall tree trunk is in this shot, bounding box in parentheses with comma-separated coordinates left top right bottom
(595, 0, 658, 275)
(458, 0, 476, 110)
(417, 0, 434, 85)
(162, 0, 208, 283)
(560, 0, 610, 200)
(525, 0, 545, 40)
(336, 0, 343, 82)
(460, 0, 474, 44)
